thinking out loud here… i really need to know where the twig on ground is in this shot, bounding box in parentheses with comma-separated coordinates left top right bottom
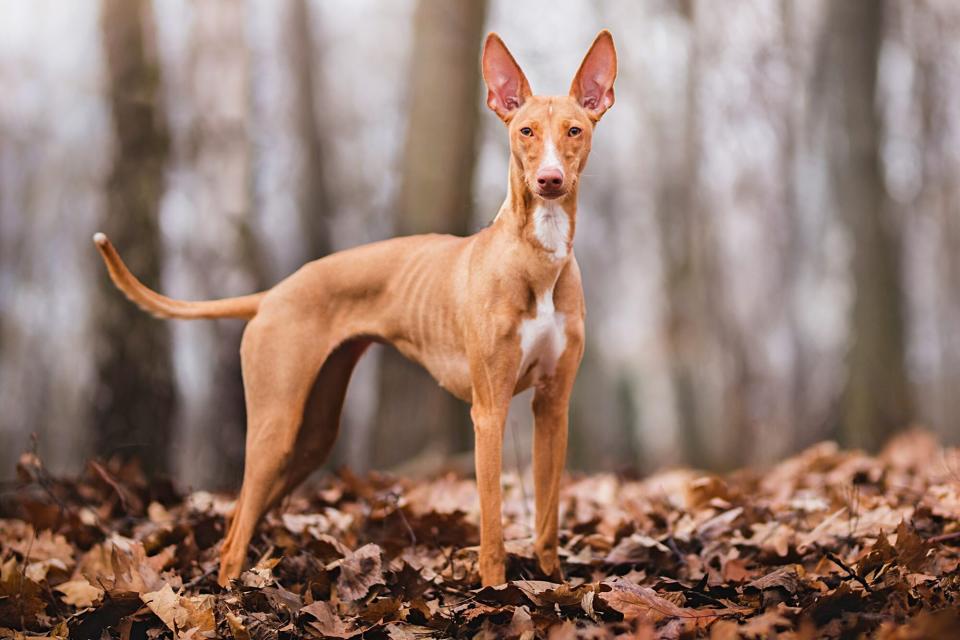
(665, 536, 687, 566)
(390, 492, 417, 547)
(89, 460, 132, 512)
(184, 564, 219, 589)
(926, 531, 960, 545)
(824, 549, 874, 594)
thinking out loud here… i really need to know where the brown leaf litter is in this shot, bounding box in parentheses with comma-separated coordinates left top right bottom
(1, 429, 959, 638)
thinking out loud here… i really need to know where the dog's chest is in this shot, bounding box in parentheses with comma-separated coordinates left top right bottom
(533, 204, 570, 260)
(518, 290, 567, 383)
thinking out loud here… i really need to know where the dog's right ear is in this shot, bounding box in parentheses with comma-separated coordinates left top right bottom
(482, 33, 532, 123)
(570, 30, 617, 122)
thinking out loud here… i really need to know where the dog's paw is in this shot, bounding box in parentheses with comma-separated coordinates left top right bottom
(479, 560, 507, 586)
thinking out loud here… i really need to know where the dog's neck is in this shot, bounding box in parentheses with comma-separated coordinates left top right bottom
(494, 155, 577, 263)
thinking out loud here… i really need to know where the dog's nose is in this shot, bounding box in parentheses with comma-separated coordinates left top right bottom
(536, 168, 564, 188)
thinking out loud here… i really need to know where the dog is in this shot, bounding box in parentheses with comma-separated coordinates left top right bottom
(94, 29, 616, 587)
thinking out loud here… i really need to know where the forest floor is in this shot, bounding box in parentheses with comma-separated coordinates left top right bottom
(2, 430, 959, 639)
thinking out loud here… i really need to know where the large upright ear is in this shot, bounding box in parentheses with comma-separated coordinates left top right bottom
(570, 30, 617, 121)
(482, 33, 532, 123)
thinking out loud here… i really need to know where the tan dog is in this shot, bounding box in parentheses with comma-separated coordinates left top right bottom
(94, 30, 616, 587)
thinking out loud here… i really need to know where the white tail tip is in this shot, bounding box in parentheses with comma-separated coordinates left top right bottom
(93, 232, 107, 246)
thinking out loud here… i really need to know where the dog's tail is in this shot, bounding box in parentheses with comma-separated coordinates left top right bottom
(93, 232, 265, 320)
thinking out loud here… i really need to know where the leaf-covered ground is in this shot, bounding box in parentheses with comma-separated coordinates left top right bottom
(2, 430, 959, 639)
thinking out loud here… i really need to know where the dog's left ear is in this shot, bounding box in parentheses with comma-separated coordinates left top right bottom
(570, 30, 617, 121)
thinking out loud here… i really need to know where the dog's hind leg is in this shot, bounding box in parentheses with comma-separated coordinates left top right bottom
(217, 317, 356, 586)
(281, 337, 371, 497)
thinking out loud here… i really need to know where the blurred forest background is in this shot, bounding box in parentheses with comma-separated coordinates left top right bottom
(1, 0, 959, 489)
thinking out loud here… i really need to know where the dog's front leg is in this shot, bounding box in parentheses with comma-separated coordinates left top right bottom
(468, 332, 520, 586)
(531, 387, 568, 579)
(472, 401, 509, 586)
(531, 330, 582, 578)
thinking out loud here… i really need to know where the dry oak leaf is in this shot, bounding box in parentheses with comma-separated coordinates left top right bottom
(746, 565, 801, 595)
(709, 619, 741, 640)
(461, 602, 512, 624)
(54, 578, 104, 608)
(515, 580, 591, 608)
(605, 533, 671, 565)
(141, 583, 182, 632)
(0, 557, 46, 629)
(81, 536, 173, 594)
(240, 556, 281, 588)
(742, 521, 794, 557)
(11, 528, 75, 583)
(141, 583, 216, 637)
(507, 605, 535, 640)
(10, 528, 75, 565)
(696, 507, 744, 540)
(873, 607, 960, 640)
(601, 579, 746, 628)
(282, 512, 332, 536)
(336, 543, 384, 601)
(892, 521, 933, 572)
(355, 596, 401, 625)
(225, 611, 251, 640)
(685, 475, 734, 508)
(301, 600, 352, 638)
(546, 621, 578, 640)
(736, 608, 792, 638)
(472, 582, 534, 607)
(384, 622, 437, 639)
(795, 507, 848, 553)
(178, 594, 217, 636)
(720, 557, 755, 584)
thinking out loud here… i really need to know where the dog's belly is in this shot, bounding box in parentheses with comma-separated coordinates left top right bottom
(392, 339, 473, 402)
(517, 293, 567, 389)
(422, 350, 473, 401)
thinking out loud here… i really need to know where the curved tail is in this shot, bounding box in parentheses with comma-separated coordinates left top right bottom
(93, 232, 265, 320)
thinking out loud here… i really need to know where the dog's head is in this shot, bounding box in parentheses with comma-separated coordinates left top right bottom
(482, 31, 617, 201)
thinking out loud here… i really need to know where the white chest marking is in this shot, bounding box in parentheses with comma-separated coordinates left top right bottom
(518, 289, 567, 383)
(533, 202, 570, 260)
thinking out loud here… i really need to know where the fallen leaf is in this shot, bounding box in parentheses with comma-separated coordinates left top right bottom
(600, 579, 745, 628)
(605, 533, 671, 564)
(0, 561, 46, 629)
(225, 611, 250, 640)
(746, 565, 801, 595)
(336, 543, 384, 601)
(141, 583, 182, 632)
(55, 578, 104, 608)
(507, 605, 535, 639)
(177, 594, 216, 635)
(3, 432, 960, 639)
(302, 600, 352, 638)
(737, 608, 791, 637)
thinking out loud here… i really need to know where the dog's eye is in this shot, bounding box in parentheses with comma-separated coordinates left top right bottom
(568, 127, 582, 137)
(520, 127, 533, 137)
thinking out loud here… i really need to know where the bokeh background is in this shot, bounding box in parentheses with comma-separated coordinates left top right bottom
(1, 0, 958, 489)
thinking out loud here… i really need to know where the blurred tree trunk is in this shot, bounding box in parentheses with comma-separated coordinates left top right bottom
(94, 0, 174, 473)
(912, 11, 960, 439)
(373, 0, 487, 470)
(780, 0, 811, 452)
(818, 1, 912, 450)
(172, 0, 264, 489)
(654, 0, 715, 469)
(287, 0, 332, 260)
